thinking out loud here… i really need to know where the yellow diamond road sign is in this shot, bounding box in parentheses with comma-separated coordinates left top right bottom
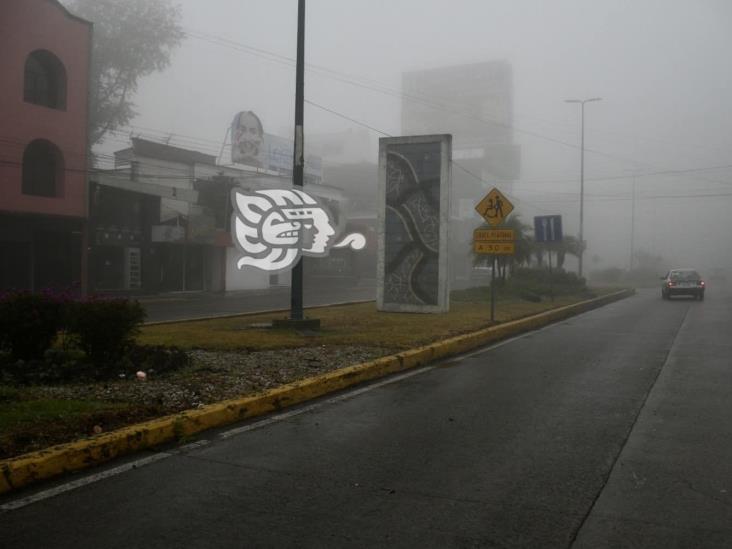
(476, 187, 514, 226)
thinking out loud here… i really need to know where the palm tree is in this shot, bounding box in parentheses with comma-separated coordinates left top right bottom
(553, 235, 583, 270)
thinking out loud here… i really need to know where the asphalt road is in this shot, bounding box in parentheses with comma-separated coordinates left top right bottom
(141, 277, 376, 323)
(3, 287, 731, 548)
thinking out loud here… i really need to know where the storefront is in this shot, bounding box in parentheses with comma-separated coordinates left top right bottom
(88, 183, 156, 293)
(0, 214, 83, 293)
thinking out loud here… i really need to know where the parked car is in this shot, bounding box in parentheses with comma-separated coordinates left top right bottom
(661, 268, 705, 300)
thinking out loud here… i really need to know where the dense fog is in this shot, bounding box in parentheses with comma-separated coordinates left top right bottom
(78, 0, 732, 280)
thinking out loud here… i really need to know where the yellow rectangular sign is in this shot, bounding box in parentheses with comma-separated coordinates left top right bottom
(473, 242, 515, 255)
(474, 229, 515, 242)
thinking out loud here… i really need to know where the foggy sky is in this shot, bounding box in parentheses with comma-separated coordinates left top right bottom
(89, 0, 732, 274)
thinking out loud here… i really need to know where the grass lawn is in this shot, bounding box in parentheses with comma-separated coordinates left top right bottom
(1, 286, 617, 460)
(0, 391, 142, 458)
(139, 289, 606, 351)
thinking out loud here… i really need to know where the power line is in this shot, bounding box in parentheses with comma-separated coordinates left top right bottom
(516, 190, 732, 203)
(515, 164, 732, 187)
(0, 137, 197, 179)
(305, 100, 553, 214)
(183, 26, 732, 193)
(305, 100, 392, 137)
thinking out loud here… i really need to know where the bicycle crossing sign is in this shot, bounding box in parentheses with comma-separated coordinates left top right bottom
(476, 187, 514, 226)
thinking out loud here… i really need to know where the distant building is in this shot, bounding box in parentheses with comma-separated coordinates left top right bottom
(314, 131, 380, 280)
(0, 0, 91, 293)
(91, 137, 352, 294)
(402, 61, 519, 176)
(401, 61, 521, 287)
(93, 137, 238, 294)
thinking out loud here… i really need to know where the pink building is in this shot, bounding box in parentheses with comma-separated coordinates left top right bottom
(0, 0, 91, 292)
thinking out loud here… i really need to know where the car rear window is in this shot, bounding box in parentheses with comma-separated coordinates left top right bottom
(670, 270, 700, 281)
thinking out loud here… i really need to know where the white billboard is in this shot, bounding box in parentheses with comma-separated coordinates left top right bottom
(230, 112, 321, 180)
(231, 111, 265, 168)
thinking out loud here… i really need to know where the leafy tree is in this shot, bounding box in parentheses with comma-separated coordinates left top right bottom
(66, 0, 184, 146)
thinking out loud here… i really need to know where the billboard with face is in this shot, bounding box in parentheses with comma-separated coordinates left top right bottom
(231, 111, 265, 167)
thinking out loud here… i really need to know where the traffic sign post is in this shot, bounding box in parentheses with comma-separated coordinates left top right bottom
(533, 215, 563, 243)
(491, 256, 496, 321)
(473, 189, 516, 321)
(534, 215, 564, 302)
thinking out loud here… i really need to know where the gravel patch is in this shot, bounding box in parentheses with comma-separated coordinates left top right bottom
(29, 345, 396, 414)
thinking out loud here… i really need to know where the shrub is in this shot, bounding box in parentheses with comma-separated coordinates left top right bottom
(127, 344, 190, 375)
(0, 290, 68, 360)
(506, 267, 585, 297)
(67, 297, 147, 369)
(510, 267, 585, 288)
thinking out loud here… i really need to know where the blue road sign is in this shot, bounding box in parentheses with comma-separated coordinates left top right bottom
(534, 215, 563, 243)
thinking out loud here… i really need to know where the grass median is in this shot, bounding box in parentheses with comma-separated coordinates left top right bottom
(1, 286, 612, 460)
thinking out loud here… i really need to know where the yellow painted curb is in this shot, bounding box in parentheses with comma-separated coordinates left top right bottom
(0, 289, 634, 496)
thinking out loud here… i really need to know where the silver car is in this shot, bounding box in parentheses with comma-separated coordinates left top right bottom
(661, 268, 705, 300)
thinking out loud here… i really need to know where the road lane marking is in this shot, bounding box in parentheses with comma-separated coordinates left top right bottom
(219, 366, 435, 439)
(568, 302, 693, 545)
(0, 440, 213, 513)
(0, 453, 172, 512)
(218, 316, 583, 440)
(454, 320, 565, 361)
(0, 299, 619, 512)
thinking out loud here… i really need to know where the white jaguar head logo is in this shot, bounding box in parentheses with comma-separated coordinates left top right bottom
(231, 188, 365, 272)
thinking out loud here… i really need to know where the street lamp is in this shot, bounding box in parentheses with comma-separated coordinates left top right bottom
(564, 97, 602, 279)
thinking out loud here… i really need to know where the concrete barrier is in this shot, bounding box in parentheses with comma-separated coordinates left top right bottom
(0, 289, 634, 495)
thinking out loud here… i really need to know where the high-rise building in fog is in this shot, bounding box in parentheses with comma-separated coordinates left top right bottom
(401, 61, 520, 201)
(401, 61, 521, 287)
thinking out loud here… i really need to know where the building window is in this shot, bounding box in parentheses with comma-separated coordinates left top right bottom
(22, 140, 64, 197)
(24, 50, 67, 110)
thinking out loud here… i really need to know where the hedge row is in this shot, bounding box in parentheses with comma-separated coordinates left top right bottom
(0, 290, 146, 366)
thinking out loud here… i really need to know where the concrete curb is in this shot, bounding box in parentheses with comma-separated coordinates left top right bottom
(0, 288, 634, 495)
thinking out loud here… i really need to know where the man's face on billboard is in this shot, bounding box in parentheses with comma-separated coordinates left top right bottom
(235, 112, 263, 159)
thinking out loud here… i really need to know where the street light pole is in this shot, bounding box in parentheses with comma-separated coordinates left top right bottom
(564, 97, 601, 279)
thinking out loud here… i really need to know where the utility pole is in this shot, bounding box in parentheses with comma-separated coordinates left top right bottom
(273, 0, 319, 330)
(630, 174, 636, 271)
(290, 0, 306, 321)
(564, 97, 602, 279)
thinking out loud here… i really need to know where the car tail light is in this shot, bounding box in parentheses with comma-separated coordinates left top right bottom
(667, 281, 674, 287)
(700, 281, 705, 286)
